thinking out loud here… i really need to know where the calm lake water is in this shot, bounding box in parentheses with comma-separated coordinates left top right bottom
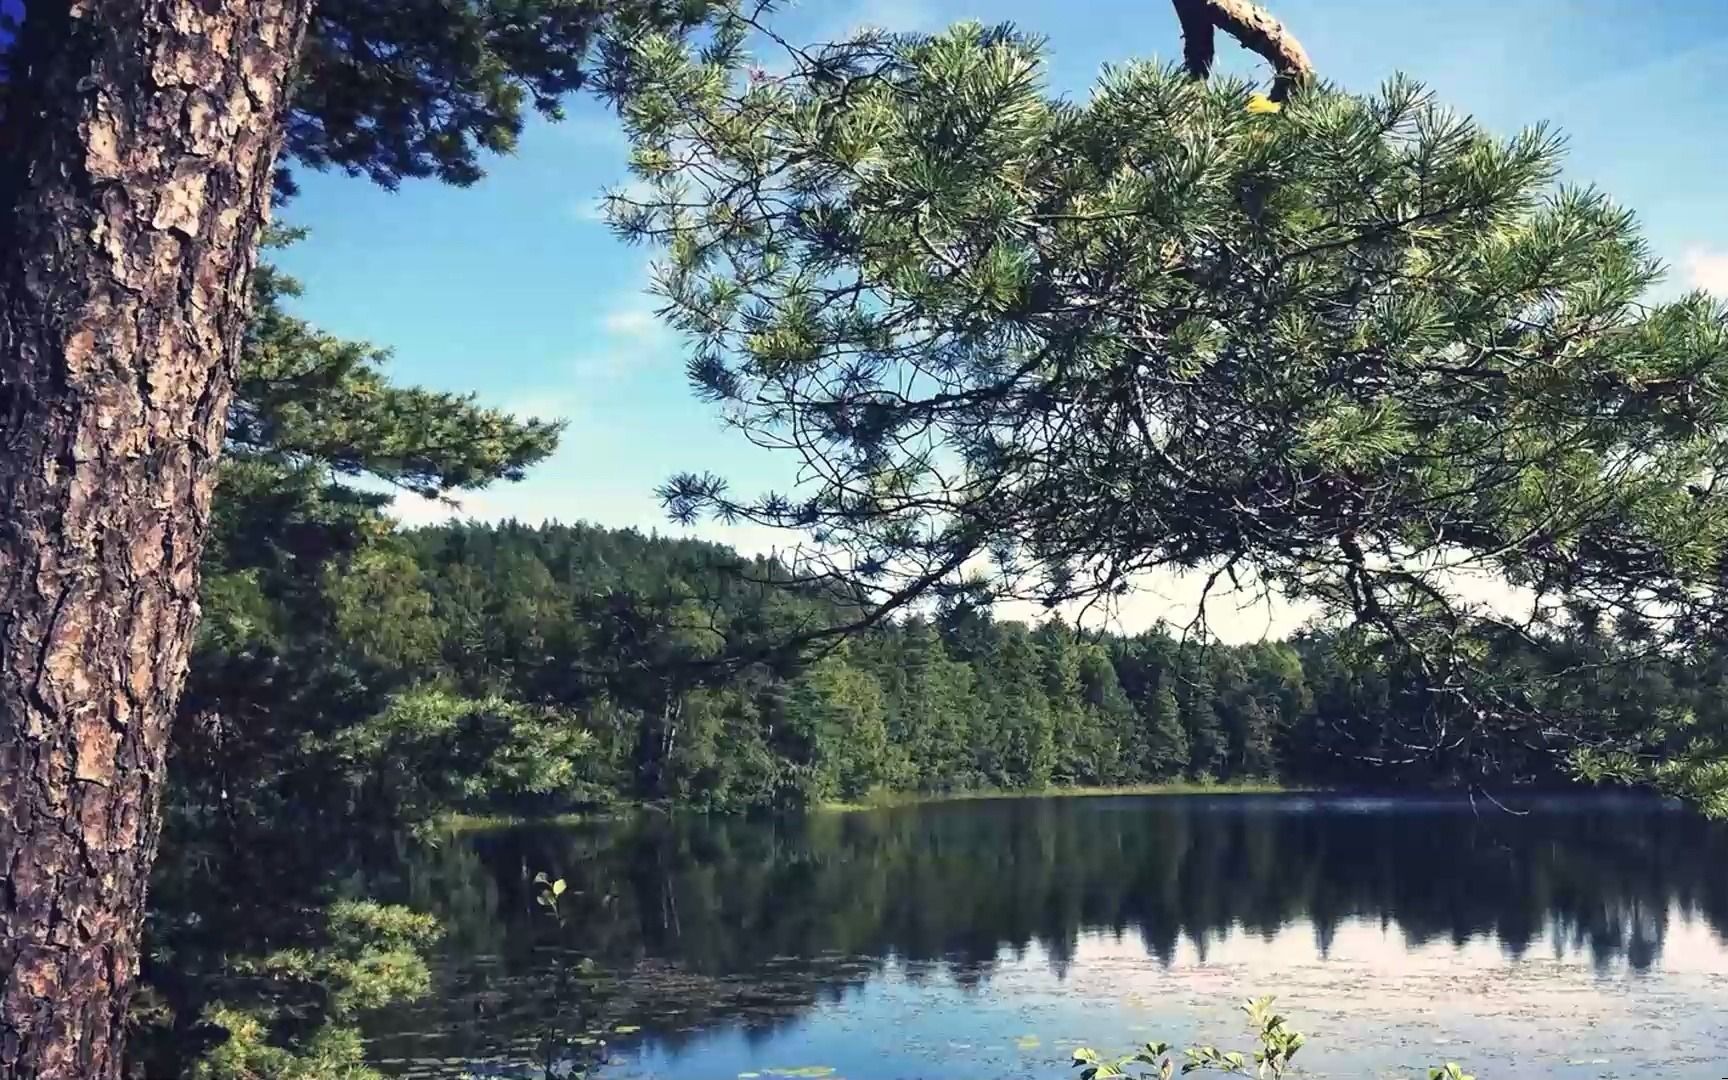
(364, 794, 1728, 1079)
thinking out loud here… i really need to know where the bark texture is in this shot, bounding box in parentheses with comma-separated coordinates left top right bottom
(1170, 0, 1315, 100)
(0, 3, 312, 1077)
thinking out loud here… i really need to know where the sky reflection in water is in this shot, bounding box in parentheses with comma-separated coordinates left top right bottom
(369, 794, 1728, 1078)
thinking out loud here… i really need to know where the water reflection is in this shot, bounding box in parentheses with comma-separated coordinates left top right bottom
(365, 795, 1728, 1077)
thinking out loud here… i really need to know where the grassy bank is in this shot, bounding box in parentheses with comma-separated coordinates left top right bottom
(440, 810, 621, 833)
(818, 780, 1295, 813)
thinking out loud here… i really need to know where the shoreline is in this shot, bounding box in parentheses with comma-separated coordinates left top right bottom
(816, 780, 1294, 813)
(438, 783, 1294, 832)
(441, 781, 1651, 831)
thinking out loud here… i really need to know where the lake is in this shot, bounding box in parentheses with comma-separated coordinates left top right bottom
(364, 794, 1728, 1078)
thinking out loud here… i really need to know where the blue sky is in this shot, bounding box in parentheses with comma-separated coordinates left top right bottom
(275, 0, 1728, 635)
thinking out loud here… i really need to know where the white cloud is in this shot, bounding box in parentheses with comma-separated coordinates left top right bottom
(568, 198, 605, 224)
(389, 491, 490, 529)
(578, 298, 671, 382)
(1683, 247, 1728, 296)
(602, 306, 660, 338)
(565, 351, 635, 385)
(995, 567, 1319, 644)
(591, 257, 673, 347)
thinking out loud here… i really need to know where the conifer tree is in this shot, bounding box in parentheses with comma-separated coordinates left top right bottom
(1180, 650, 1225, 778)
(0, 3, 712, 1070)
(1077, 646, 1137, 783)
(617, 3, 1728, 807)
(1145, 676, 1191, 779)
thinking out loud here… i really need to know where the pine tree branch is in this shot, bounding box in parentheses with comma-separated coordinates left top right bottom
(1170, 0, 1315, 101)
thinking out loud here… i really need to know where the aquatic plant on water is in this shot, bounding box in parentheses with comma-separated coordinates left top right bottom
(1072, 997, 1473, 1080)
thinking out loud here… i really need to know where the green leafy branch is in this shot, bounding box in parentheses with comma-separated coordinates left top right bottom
(1072, 998, 1472, 1080)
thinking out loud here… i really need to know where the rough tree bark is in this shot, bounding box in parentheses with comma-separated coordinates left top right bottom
(1170, 0, 1315, 100)
(0, 3, 312, 1077)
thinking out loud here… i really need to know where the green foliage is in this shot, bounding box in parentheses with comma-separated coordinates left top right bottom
(176, 903, 439, 1080)
(1178, 648, 1225, 780)
(1072, 999, 1468, 1080)
(283, 0, 720, 192)
(236, 902, 440, 1016)
(190, 501, 1728, 821)
(783, 654, 895, 801)
(328, 690, 597, 821)
(189, 1009, 379, 1080)
(533, 871, 571, 926)
(235, 265, 562, 495)
(182, 252, 1728, 843)
(180, 237, 564, 835)
(615, 14, 1728, 806)
(146, 236, 558, 1076)
(396, 523, 1398, 809)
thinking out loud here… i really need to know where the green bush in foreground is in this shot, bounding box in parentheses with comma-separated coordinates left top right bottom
(1073, 997, 1473, 1080)
(135, 902, 440, 1080)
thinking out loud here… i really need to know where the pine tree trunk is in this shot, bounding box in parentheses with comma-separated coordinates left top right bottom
(0, 3, 311, 1077)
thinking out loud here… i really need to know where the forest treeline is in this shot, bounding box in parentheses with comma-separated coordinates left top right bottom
(177, 259, 1728, 830)
(179, 508, 1726, 828)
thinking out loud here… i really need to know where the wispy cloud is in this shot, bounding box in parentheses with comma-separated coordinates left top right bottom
(602, 306, 661, 338)
(581, 293, 671, 381)
(389, 491, 491, 529)
(566, 349, 639, 385)
(1683, 247, 1728, 296)
(579, 262, 676, 380)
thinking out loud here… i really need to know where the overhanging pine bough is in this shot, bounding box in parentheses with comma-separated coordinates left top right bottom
(612, 1, 1728, 801)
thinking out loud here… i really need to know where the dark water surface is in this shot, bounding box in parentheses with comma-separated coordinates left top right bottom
(365, 794, 1728, 1078)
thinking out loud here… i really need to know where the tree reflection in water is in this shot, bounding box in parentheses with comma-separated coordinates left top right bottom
(362, 795, 1728, 1076)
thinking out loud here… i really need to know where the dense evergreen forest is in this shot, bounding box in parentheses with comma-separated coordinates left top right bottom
(182, 504, 1728, 828)
(171, 247, 1728, 832)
